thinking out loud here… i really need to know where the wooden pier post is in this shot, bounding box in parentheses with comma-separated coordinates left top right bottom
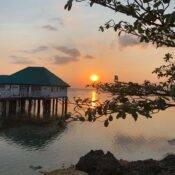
(9, 100, 17, 116)
(28, 99, 32, 116)
(2, 100, 7, 117)
(33, 100, 36, 116)
(52, 99, 55, 116)
(64, 97, 68, 116)
(37, 99, 41, 117)
(55, 98, 58, 116)
(61, 98, 65, 118)
(20, 99, 25, 115)
(43, 99, 51, 118)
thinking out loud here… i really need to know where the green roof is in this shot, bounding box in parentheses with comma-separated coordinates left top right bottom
(0, 67, 70, 87)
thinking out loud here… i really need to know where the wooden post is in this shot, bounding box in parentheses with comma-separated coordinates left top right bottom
(37, 99, 41, 117)
(48, 99, 51, 117)
(6, 101, 10, 117)
(20, 99, 25, 115)
(52, 99, 55, 116)
(43, 100, 46, 118)
(61, 98, 65, 118)
(28, 99, 32, 117)
(2, 100, 7, 117)
(9, 100, 17, 116)
(64, 97, 68, 116)
(55, 98, 58, 116)
(43, 99, 51, 118)
(33, 100, 36, 116)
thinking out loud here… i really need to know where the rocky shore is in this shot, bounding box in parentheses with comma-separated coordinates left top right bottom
(44, 150, 175, 175)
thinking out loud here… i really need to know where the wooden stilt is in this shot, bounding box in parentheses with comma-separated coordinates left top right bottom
(9, 100, 17, 116)
(37, 99, 41, 117)
(2, 100, 7, 117)
(61, 98, 65, 118)
(52, 99, 55, 116)
(33, 100, 36, 116)
(48, 99, 51, 117)
(64, 97, 68, 116)
(55, 98, 58, 116)
(28, 99, 32, 117)
(21, 99, 25, 115)
(43, 99, 51, 118)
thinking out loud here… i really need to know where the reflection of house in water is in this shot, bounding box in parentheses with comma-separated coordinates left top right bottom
(1, 124, 64, 150)
(0, 67, 70, 117)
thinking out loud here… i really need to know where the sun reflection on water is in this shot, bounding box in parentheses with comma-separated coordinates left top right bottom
(91, 91, 97, 107)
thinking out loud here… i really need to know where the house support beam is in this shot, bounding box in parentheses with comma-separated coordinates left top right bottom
(37, 99, 41, 117)
(64, 97, 68, 116)
(2, 100, 7, 117)
(33, 100, 36, 116)
(52, 99, 55, 116)
(28, 99, 32, 117)
(9, 100, 17, 116)
(43, 99, 51, 118)
(20, 99, 26, 115)
(55, 99, 58, 116)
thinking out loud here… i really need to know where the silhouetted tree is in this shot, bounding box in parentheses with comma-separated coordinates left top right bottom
(65, 0, 175, 126)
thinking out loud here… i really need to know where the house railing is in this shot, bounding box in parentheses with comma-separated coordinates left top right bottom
(0, 89, 67, 99)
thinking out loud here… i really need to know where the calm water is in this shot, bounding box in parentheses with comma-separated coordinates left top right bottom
(0, 89, 175, 175)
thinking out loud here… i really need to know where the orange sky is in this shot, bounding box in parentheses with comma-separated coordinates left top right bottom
(0, 0, 174, 87)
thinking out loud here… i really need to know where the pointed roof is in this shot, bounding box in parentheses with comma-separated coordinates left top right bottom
(0, 67, 70, 87)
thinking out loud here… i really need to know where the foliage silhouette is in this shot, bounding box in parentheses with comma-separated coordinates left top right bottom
(65, 0, 175, 126)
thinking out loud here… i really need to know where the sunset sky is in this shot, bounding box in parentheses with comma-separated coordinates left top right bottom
(0, 0, 174, 87)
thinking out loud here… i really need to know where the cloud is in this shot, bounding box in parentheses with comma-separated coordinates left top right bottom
(118, 34, 140, 48)
(52, 17, 64, 26)
(54, 46, 81, 58)
(10, 55, 34, 65)
(52, 46, 81, 65)
(21, 46, 49, 54)
(85, 54, 95, 59)
(42, 25, 57, 31)
(53, 55, 79, 65)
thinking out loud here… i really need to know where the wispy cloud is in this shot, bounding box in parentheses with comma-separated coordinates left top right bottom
(53, 46, 96, 64)
(53, 55, 78, 65)
(85, 54, 95, 59)
(52, 46, 81, 65)
(54, 46, 81, 58)
(21, 46, 49, 54)
(42, 25, 57, 31)
(52, 17, 64, 26)
(10, 55, 34, 65)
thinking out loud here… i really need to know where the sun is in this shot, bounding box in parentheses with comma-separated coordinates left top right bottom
(90, 74, 99, 82)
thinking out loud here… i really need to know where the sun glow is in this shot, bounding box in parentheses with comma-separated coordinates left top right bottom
(90, 74, 99, 82)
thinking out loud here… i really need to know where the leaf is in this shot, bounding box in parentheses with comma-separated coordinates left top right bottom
(163, 0, 170, 3)
(143, 0, 153, 3)
(108, 115, 113, 121)
(154, 1, 162, 8)
(79, 117, 85, 122)
(104, 120, 109, 127)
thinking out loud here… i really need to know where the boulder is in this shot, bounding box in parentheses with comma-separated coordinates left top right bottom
(76, 150, 123, 175)
(126, 159, 162, 175)
(159, 154, 175, 174)
(76, 150, 175, 175)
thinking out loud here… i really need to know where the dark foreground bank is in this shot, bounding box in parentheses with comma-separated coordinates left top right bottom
(44, 150, 175, 175)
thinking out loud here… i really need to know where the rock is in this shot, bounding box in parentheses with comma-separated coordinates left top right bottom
(75, 150, 175, 175)
(159, 154, 175, 174)
(29, 165, 42, 170)
(76, 150, 123, 175)
(126, 159, 162, 175)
